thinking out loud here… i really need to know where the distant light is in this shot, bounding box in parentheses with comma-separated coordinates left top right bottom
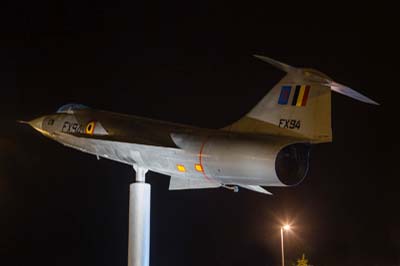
(283, 224, 291, 231)
(194, 164, 203, 172)
(176, 164, 186, 172)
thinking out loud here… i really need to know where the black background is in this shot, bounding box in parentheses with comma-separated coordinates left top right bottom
(1, 2, 398, 266)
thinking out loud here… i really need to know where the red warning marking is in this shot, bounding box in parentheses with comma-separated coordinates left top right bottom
(198, 137, 212, 182)
(301, 85, 311, 106)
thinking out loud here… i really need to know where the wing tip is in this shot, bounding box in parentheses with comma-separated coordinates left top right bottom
(328, 81, 380, 106)
(252, 54, 296, 73)
(368, 99, 380, 106)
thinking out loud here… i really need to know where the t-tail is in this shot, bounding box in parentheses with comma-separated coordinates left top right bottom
(224, 55, 379, 143)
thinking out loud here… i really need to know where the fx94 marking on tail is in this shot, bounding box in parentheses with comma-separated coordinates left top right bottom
(279, 119, 301, 129)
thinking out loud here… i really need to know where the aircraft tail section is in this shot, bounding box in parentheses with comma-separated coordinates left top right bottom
(225, 55, 378, 143)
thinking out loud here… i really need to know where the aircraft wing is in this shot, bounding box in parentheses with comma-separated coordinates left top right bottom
(237, 184, 273, 195)
(169, 175, 221, 190)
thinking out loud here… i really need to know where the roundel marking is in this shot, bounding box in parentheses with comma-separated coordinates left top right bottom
(85, 121, 96, 135)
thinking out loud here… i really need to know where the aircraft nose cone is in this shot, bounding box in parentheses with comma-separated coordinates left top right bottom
(29, 116, 45, 132)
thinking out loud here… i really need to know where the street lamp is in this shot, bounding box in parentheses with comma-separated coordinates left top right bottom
(280, 224, 291, 266)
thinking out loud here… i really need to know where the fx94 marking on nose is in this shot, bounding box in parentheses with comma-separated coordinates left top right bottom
(279, 119, 301, 129)
(62, 121, 85, 134)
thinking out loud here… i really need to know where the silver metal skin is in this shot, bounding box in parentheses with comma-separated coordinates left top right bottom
(23, 56, 378, 266)
(28, 110, 301, 192)
(23, 56, 378, 192)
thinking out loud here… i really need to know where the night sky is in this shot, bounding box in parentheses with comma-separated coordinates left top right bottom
(1, 2, 398, 266)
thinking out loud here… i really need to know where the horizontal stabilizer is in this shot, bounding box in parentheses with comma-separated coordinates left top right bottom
(254, 54, 379, 105)
(326, 80, 379, 105)
(253, 55, 297, 73)
(169, 176, 221, 190)
(237, 184, 272, 195)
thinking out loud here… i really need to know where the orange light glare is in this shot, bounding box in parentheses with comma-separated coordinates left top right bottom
(177, 164, 186, 172)
(195, 164, 203, 172)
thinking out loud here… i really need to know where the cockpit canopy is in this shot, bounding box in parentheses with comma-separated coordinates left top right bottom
(56, 103, 89, 114)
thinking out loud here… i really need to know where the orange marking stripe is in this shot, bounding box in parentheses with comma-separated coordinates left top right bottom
(198, 137, 211, 181)
(85, 121, 96, 135)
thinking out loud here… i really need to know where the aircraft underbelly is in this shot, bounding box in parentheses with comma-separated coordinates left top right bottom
(52, 133, 204, 178)
(52, 133, 289, 186)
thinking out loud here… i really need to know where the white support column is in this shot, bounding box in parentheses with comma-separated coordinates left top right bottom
(128, 167, 150, 266)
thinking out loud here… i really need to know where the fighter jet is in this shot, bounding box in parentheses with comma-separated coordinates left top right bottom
(22, 55, 378, 195)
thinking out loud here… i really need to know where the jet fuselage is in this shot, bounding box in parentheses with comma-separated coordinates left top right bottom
(30, 107, 305, 188)
(24, 55, 379, 194)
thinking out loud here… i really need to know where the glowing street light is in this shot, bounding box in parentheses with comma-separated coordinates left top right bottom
(280, 224, 292, 266)
(283, 224, 291, 231)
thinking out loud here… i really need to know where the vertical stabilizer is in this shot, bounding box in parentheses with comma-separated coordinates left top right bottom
(225, 55, 378, 143)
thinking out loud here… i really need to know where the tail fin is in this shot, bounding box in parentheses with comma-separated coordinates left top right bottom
(225, 55, 378, 143)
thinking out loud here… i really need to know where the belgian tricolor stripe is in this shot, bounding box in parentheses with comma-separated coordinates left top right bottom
(291, 85, 301, 106)
(278, 85, 292, 105)
(291, 85, 310, 107)
(301, 85, 311, 106)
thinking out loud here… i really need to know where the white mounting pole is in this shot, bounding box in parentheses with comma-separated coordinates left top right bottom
(280, 227, 285, 266)
(128, 166, 150, 266)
